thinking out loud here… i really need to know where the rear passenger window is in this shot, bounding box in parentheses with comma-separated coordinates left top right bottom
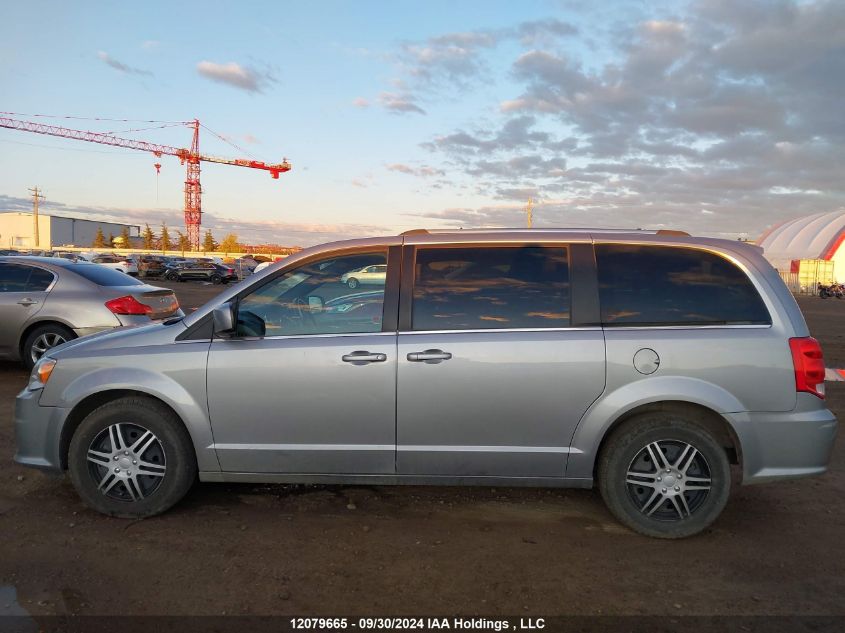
(26, 268, 54, 291)
(0, 264, 30, 292)
(412, 246, 570, 330)
(595, 244, 771, 326)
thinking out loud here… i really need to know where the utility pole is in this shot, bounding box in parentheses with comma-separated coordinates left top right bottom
(525, 196, 534, 228)
(28, 186, 45, 248)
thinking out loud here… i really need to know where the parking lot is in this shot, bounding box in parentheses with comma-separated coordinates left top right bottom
(0, 281, 843, 617)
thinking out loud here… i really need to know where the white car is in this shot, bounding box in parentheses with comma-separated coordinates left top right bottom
(340, 263, 387, 288)
(90, 254, 139, 276)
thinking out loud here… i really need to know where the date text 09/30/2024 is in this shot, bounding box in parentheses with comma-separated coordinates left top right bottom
(289, 617, 546, 631)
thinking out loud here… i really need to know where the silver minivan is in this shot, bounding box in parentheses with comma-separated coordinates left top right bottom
(14, 229, 838, 538)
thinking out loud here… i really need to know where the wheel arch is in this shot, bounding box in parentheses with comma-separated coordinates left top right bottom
(598, 400, 741, 464)
(59, 389, 192, 470)
(18, 319, 76, 358)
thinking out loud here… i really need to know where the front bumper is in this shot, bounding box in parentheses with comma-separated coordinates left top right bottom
(13, 387, 66, 473)
(728, 403, 838, 484)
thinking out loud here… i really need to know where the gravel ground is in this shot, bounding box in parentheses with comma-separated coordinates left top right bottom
(0, 285, 842, 618)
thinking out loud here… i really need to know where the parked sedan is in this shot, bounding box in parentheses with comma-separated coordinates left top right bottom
(164, 262, 236, 284)
(340, 263, 388, 288)
(90, 255, 139, 276)
(0, 256, 182, 368)
(136, 256, 168, 279)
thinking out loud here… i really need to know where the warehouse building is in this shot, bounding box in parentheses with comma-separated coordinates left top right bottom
(0, 211, 140, 249)
(758, 210, 845, 286)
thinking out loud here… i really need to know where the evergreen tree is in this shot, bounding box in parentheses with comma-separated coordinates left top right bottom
(107, 233, 115, 247)
(142, 224, 155, 249)
(120, 226, 131, 247)
(92, 227, 106, 248)
(202, 229, 218, 253)
(176, 230, 190, 254)
(160, 222, 171, 252)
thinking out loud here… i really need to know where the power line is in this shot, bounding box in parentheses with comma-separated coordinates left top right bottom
(0, 111, 191, 125)
(0, 138, 152, 157)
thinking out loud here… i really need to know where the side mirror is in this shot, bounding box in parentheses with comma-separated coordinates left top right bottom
(212, 303, 235, 336)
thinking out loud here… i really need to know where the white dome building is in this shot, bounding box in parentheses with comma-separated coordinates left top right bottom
(758, 211, 845, 282)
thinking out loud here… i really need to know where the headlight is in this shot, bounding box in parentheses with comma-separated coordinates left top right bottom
(28, 357, 57, 391)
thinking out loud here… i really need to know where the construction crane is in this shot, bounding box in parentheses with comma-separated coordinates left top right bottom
(0, 116, 291, 250)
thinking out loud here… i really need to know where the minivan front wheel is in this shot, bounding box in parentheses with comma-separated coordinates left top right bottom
(598, 413, 731, 539)
(68, 397, 197, 518)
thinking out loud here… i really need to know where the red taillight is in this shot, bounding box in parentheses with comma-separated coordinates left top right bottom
(105, 295, 152, 315)
(789, 337, 826, 399)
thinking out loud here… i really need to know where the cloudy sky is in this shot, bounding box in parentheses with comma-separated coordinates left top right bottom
(1, 0, 843, 246)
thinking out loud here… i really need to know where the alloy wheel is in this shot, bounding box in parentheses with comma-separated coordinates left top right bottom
(86, 423, 167, 502)
(30, 332, 66, 364)
(625, 439, 712, 521)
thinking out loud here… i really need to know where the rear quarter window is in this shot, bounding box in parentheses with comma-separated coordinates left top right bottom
(595, 244, 771, 326)
(27, 267, 55, 291)
(66, 264, 143, 287)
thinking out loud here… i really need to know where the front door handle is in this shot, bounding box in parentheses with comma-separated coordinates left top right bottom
(17, 298, 38, 307)
(407, 349, 452, 363)
(342, 351, 387, 365)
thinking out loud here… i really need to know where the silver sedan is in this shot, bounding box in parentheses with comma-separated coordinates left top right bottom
(0, 256, 182, 368)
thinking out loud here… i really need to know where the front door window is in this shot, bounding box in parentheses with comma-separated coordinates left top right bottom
(236, 252, 387, 337)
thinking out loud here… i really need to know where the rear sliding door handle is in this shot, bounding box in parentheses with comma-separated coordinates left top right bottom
(407, 349, 452, 363)
(342, 351, 387, 365)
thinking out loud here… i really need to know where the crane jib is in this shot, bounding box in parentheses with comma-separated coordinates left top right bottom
(0, 115, 291, 250)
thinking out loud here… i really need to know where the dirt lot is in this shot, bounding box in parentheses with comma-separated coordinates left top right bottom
(0, 284, 843, 618)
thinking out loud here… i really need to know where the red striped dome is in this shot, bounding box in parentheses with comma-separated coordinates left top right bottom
(758, 211, 845, 268)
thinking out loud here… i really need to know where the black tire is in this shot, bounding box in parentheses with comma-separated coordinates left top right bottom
(347, 277, 359, 289)
(67, 396, 197, 518)
(165, 272, 178, 281)
(598, 413, 731, 539)
(211, 274, 222, 285)
(22, 323, 76, 370)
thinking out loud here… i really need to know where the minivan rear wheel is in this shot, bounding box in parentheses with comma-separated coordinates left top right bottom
(598, 413, 731, 538)
(68, 397, 197, 518)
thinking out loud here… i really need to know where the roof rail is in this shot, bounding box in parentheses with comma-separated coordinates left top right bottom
(401, 227, 684, 235)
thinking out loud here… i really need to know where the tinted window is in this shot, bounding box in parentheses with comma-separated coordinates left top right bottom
(69, 264, 142, 286)
(236, 252, 387, 337)
(412, 246, 570, 331)
(0, 264, 30, 292)
(595, 244, 771, 326)
(27, 267, 55, 291)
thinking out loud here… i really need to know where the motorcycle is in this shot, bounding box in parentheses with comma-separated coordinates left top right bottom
(818, 282, 845, 299)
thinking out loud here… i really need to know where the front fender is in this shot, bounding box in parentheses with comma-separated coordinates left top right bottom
(565, 376, 745, 481)
(43, 352, 219, 472)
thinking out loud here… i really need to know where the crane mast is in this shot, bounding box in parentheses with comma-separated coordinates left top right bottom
(0, 115, 291, 250)
(185, 121, 202, 251)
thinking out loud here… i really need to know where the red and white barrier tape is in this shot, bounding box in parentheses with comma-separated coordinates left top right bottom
(825, 368, 845, 382)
